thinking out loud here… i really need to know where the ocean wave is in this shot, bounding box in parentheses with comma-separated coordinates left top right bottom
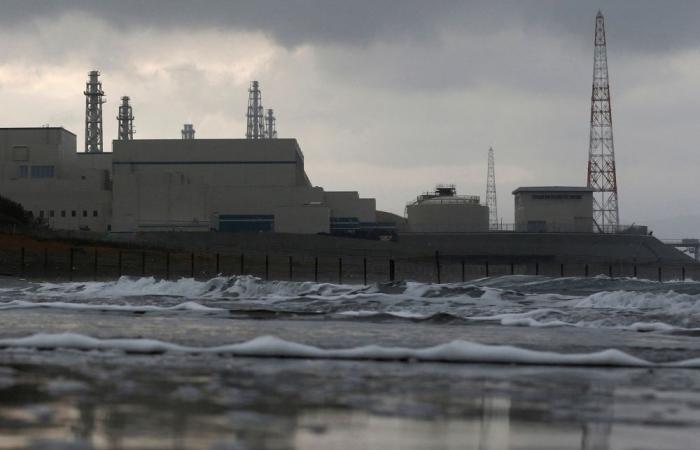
(0, 299, 223, 313)
(0, 332, 659, 367)
(4, 276, 700, 332)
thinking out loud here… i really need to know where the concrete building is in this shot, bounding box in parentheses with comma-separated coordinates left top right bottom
(513, 186, 593, 233)
(0, 128, 385, 235)
(406, 185, 489, 232)
(111, 138, 381, 234)
(0, 128, 112, 231)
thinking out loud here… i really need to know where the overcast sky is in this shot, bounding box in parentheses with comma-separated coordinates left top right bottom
(0, 1, 698, 236)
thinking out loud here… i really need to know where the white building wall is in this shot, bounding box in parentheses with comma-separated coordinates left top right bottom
(0, 128, 112, 232)
(274, 205, 330, 234)
(323, 191, 376, 222)
(513, 189, 593, 232)
(407, 202, 489, 232)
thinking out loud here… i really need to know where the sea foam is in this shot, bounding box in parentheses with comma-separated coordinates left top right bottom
(0, 332, 665, 367)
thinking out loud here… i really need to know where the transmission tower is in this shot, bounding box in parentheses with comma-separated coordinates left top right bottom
(246, 81, 266, 139)
(265, 109, 277, 138)
(84, 70, 105, 152)
(587, 11, 619, 233)
(116, 96, 134, 141)
(486, 147, 498, 230)
(182, 124, 195, 140)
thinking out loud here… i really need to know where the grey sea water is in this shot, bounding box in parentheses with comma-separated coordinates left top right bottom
(0, 274, 700, 449)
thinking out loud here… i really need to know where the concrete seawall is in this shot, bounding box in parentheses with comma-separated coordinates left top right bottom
(101, 231, 695, 265)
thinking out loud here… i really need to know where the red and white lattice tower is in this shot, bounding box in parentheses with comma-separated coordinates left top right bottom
(587, 11, 619, 233)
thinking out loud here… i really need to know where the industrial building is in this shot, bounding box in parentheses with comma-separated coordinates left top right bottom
(513, 186, 593, 233)
(0, 128, 384, 235)
(0, 74, 392, 236)
(406, 185, 489, 233)
(111, 138, 379, 234)
(0, 127, 112, 231)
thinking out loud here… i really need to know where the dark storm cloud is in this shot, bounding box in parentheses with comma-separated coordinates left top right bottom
(4, 0, 700, 53)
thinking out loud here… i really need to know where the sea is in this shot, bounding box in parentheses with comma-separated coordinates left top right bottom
(0, 274, 699, 449)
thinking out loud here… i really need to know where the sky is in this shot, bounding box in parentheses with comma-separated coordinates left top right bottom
(0, 0, 698, 237)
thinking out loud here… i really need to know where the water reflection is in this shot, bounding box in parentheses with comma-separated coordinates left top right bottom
(0, 360, 698, 450)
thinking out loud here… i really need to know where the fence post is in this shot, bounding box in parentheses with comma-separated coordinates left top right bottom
(485, 260, 489, 278)
(461, 258, 465, 282)
(510, 263, 514, 275)
(289, 256, 293, 281)
(338, 257, 343, 284)
(314, 256, 318, 282)
(165, 252, 170, 280)
(265, 255, 270, 280)
(118, 251, 122, 278)
(190, 253, 195, 278)
(585, 264, 589, 278)
(141, 251, 146, 277)
(535, 261, 539, 276)
(633, 264, 637, 278)
(240, 254, 245, 275)
(43, 248, 48, 276)
(216, 253, 220, 275)
(20, 247, 25, 276)
(93, 249, 98, 281)
(608, 264, 613, 279)
(682, 266, 686, 281)
(658, 266, 662, 282)
(435, 251, 441, 283)
(560, 263, 564, 277)
(69, 248, 74, 281)
(363, 257, 367, 285)
(389, 259, 395, 282)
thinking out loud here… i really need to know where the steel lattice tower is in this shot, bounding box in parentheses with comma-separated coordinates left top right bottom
(486, 147, 498, 230)
(265, 109, 277, 138)
(587, 11, 619, 232)
(84, 70, 105, 152)
(116, 96, 134, 141)
(246, 81, 266, 139)
(182, 124, 195, 140)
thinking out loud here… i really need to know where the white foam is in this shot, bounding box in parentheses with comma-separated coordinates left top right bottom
(468, 309, 572, 328)
(0, 299, 223, 313)
(32, 276, 371, 302)
(623, 322, 678, 332)
(0, 332, 656, 367)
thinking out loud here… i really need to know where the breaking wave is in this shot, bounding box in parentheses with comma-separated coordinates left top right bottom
(0, 332, 659, 367)
(1, 275, 700, 332)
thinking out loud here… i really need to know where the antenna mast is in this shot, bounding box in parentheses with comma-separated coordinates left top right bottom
(246, 81, 266, 139)
(486, 147, 498, 230)
(182, 124, 195, 140)
(265, 109, 277, 138)
(116, 96, 134, 141)
(587, 11, 619, 232)
(84, 70, 105, 152)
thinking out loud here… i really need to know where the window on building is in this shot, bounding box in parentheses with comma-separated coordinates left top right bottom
(39, 210, 44, 218)
(49, 210, 55, 218)
(61, 210, 66, 217)
(71, 210, 76, 217)
(18, 166, 28, 178)
(82, 210, 87, 217)
(30, 165, 55, 178)
(93, 210, 98, 217)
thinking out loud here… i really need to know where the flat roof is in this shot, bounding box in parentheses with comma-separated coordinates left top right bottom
(512, 186, 594, 194)
(0, 127, 76, 137)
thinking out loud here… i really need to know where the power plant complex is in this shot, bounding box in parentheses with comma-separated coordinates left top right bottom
(0, 12, 637, 238)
